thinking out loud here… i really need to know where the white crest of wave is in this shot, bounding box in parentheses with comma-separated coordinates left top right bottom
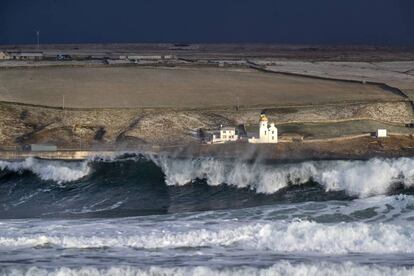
(152, 156, 414, 197)
(4, 261, 414, 276)
(152, 156, 317, 193)
(1, 220, 414, 255)
(0, 157, 90, 183)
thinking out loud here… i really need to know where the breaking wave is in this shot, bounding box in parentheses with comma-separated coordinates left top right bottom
(4, 262, 414, 276)
(0, 157, 90, 184)
(1, 155, 414, 219)
(153, 156, 414, 197)
(1, 219, 413, 254)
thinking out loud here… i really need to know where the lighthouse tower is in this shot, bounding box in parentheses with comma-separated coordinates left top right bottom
(259, 113, 269, 142)
(248, 113, 278, 144)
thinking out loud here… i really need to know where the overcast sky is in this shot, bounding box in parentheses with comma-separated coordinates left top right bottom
(1, 0, 413, 45)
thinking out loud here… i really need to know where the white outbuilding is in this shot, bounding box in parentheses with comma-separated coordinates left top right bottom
(0, 51, 10, 60)
(248, 114, 278, 143)
(376, 129, 387, 138)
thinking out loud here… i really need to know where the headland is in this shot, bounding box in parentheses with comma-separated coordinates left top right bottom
(0, 43, 414, 160)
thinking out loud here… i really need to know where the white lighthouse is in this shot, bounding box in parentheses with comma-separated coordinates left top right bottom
(248, 113, 278, 143)
(260, 114, 268, 140)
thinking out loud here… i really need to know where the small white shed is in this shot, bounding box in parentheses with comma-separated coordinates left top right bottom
(376, 129, 387, 138)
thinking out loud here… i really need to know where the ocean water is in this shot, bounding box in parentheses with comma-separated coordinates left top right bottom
(1, 155, 414, 275)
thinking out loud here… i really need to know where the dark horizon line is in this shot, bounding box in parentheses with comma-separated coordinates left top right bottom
(2, 41, 414, 49)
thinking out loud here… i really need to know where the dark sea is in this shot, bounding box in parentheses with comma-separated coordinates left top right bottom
(1, 154, 414, 275)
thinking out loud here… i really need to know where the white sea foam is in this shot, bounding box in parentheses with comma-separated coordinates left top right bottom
(4, 262, 414, 276)
(1, 219, 414, 254)
(0, 157, 90, 183)
(153, 156, 414, 197)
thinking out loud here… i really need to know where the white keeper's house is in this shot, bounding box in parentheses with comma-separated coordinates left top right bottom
(211, 126, 238, 143)
(248, 113, 278, 143)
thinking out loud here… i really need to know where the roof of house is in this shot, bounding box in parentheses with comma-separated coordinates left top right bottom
(204, 129, 220, 135)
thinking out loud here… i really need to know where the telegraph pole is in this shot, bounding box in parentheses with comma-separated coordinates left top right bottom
(62, 95, 65, 122)
(36, 31, 40, 49)
(79, 132, 82, 150)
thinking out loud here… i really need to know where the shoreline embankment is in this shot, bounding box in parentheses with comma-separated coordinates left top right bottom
(1, 135, 414, 162)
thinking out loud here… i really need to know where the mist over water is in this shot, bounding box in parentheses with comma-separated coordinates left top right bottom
(1, 154, 414, 275)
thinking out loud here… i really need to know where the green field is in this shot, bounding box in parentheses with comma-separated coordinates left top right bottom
(0, 66, 404, 108)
